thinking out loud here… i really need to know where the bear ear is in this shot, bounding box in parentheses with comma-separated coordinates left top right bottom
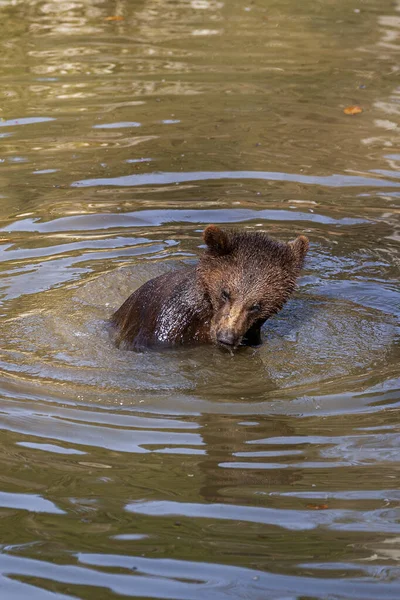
(288, 235, 309, 267)
(203, 224, 231, 255)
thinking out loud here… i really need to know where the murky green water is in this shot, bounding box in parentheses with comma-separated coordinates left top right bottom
(0, 0, 399, 598)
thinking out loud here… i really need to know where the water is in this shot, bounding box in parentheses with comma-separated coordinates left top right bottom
(0, 0, 399, 598)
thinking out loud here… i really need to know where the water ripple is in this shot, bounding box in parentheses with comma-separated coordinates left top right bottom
(71, 170, 400, 188)
(1, 208, 366, 233)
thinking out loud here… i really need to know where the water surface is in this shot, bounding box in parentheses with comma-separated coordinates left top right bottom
(0, 0, 399, 598)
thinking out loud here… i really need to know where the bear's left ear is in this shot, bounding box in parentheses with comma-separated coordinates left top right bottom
(288, 235, 309, 267)
(203, 224, 231, 255)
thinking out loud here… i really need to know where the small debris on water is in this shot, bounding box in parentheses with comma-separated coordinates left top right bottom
(344, 105, 363, 115)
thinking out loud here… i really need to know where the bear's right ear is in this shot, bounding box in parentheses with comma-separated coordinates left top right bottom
(203, 224, 230, 255)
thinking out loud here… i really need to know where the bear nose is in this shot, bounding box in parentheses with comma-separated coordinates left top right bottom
(216, 330, 237, 348)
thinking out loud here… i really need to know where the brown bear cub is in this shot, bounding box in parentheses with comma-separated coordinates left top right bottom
(111, 225, 309, 351)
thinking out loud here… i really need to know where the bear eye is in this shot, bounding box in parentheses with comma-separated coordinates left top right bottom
(221, 289, 230, 302)
(250, 303, 261, 312)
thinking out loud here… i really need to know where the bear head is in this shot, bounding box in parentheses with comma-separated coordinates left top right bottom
(197, 224, 309, 350)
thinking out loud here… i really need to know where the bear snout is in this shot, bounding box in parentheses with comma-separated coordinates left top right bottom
(213, 304, 249, 350)
(216, 329, 241, 350)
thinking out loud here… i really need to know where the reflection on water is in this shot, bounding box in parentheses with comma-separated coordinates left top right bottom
(0, 0, 399, 599)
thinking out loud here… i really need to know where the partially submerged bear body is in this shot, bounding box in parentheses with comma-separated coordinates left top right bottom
(111, 225, 309, 351)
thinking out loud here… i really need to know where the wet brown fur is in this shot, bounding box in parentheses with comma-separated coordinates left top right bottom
(111, 225, 309, 351)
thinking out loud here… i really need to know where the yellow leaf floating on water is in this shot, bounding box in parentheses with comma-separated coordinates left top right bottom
(343, 105, 363, 115)
(104, 15, 124, 21)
